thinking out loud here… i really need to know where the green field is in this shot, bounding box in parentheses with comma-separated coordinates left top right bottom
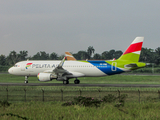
(1, 101, 160, 120)
(0, 74, 160, 120)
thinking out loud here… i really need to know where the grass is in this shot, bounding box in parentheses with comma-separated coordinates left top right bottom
(1, 74, 160, 119)
(1, 101, 160, 120)
(0, 86, 160, 103)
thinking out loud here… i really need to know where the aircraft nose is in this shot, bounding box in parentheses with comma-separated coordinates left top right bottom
(8, 67, 13, 74)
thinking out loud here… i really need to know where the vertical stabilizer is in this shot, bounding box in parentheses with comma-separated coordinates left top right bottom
(118, 37, 144, 62)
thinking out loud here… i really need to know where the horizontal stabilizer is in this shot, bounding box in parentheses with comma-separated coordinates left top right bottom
(125, 63, 138, 68)
(125, 62, 146, 69)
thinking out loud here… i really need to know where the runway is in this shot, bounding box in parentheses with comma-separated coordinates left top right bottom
(0, 83, 160, 87)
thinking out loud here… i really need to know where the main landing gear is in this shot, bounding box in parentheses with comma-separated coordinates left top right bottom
(74, 79, 80, 84)
(63, 78, 80, 84)
(63, 80, 69, 84)
(24, 76, 28, 83)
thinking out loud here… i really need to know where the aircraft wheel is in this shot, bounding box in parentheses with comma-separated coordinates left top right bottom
(25, 80, 28, 84)
(25, 76, 28, 83)
(63, 81, 66, 84)
(63, 80, 69, 84)
(74, 79, 80, 84)
(67, 80, 69, 84)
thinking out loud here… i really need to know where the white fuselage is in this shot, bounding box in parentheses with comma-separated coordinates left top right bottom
(8, 60, 108, 78)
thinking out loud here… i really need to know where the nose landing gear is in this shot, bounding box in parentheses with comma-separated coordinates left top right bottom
(24, 76, 28, 83)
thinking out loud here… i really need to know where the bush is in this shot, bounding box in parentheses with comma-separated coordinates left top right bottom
(0, 100, 11, 110)
(115, 94, 128, 107)
(62, 101, 75, 106)
(62, 94, 128, 108)
(102, 94, 117, 103)
(62, 96, 101, 107)
(146, 96, 159, 102)
(0, 66, 10, 72)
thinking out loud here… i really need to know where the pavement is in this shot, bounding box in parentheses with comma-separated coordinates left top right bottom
(0, 83, 160, 87)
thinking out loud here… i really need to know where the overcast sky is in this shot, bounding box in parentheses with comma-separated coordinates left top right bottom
(0, 1, 160, 57)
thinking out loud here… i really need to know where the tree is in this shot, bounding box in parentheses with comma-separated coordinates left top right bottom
(50, 52, 58, 60)
(101, 51, 109, 60)
(114, 50, 123, 59)
(109, 49, 116, 59)
(87, 46, 95, 59)
(76, 51, 89, 60)
(58, 54, 65, 60)
(101, 50, 122, 60)
(32, 51, 49, 60)
(155, 47, 160, 55)
(18, 51, 28, 61)
(32, 52, 41, 60)
(40, 51, 49, 60)
(93, 53, 101, 60)
(6, 51, 19, 66)
(72, 53, 79, 60)
(155, 47, 160, 65)
(0, 55, 6, 66)
(139, 48, 154, 63)
(101, 50, 114, 60)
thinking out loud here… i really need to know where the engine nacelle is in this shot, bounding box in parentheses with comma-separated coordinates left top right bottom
(37, 73, 57, 82)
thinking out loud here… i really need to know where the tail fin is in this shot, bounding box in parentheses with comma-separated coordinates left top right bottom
(65, 52, 77, 61)
(118, 37, 144, 62)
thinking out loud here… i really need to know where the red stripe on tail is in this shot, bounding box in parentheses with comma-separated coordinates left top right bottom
(123, 42, 143, 55)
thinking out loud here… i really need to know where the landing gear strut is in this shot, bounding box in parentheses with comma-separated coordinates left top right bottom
(25, 76, 28, 83)
(74, 79, 80, 84)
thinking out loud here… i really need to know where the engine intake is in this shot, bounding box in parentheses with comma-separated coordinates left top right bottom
(37, 73, 57, 82)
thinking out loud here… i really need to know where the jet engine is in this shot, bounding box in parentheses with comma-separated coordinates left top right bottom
(37, 73, 57, 82)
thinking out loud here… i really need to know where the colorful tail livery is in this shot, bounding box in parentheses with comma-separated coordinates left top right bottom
(87, 37, 145, 75)
(118, 37, 144, 62)
(110, 37, 145, 71)
(8, 37, 146, 84)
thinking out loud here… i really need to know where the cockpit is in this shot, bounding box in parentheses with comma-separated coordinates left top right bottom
(13, 64, 20, 67)
(8, 63, 22, 75)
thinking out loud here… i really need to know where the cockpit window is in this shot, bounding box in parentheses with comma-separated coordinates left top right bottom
(14, 65, 18, 67)
(14, 64, 20, 67)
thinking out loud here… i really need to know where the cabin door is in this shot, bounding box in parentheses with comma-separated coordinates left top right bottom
(111, 62, 117, 71)
(21, 63, 25, 71)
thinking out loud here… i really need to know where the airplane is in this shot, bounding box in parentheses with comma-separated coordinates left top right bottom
(8, 37, 146, 84)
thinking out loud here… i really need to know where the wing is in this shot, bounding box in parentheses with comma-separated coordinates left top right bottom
(43, 57, 84, 80)
(53, 57, 68, 73)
